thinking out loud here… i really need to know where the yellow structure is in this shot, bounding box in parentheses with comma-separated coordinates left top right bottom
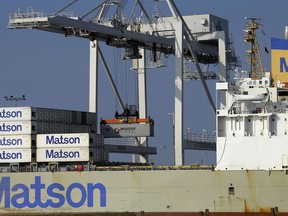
(271, 38, 288, 88)
(244, 18, 265, 79)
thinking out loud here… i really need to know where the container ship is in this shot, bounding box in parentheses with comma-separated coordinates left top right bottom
(1, 1, 288, 215)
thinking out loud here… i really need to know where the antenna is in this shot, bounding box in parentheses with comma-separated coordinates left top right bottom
(80, 0, 106, 20)
(4, 95, 26, 106)
(153, 0, 160, 19)
(244, 17, 265, 79)
(55, 0, 78, 15)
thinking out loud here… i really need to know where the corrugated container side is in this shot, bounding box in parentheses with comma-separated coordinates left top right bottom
(36, 147, 90, 162)
(0, 148, 32, 163)
(0, 135, 32, 149)
(37, 133, 89, 148)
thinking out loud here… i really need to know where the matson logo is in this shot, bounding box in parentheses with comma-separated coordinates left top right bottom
(0, 110, 22, 119)
(0, 176, 106, 208)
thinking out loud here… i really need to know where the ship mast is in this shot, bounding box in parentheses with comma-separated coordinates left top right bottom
(244, 17, 265, 79)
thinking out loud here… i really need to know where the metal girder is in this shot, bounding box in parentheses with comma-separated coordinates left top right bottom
(183, 140, 216, 151)
(8, 14, 219, 62)
(167, 0, 216, 114)
(9, 15, 173, 53)
(104, 144, 156, 154)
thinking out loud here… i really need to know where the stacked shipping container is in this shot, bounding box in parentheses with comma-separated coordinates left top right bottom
(0, 107, 105, 166)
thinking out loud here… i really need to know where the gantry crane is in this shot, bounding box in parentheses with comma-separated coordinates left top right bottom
(8, 0, 235, 165)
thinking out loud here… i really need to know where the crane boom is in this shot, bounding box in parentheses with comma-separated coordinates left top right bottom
(8, 13, 218, 63)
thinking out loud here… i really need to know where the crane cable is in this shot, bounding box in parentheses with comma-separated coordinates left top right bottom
(113, 48, 137, 111)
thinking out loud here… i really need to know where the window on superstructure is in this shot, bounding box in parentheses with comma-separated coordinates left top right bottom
(278, 91, 288, 96)
(228, 185, 235, 196)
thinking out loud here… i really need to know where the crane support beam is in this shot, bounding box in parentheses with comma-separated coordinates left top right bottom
(168, 0, 216, 114)
(174, 20, 184, 166)
(98, 45, 125, 111)
(104, 144, 156, 155)
(136, 49, 148, 163)
(89, 40, 98, 117)
(8, 14, 219, 62)
(9, 15, 173, 52)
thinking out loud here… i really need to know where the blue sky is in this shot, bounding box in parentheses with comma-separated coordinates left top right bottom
(0, 0, 287, 165)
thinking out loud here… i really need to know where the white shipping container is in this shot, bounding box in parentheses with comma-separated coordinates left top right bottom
(0, 106, 97, 125)
(0, 121, 34, 135)
(36, 147, 89, 162)
(101, 123, 154, 138)
(0, 149, 31, 163)
(0, 121, 95, 135)
(35, 122, 95, 134)
(37, 133, 89, 148)
(35, 107, 96, 124)
(0, 135, 32, 149)
(89, 133, 104, 146)
(0, 107, 32, 121)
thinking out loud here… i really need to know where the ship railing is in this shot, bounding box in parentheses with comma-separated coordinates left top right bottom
(185, 132, 216, 143)
(229, 110, 265, 115)
(94, 164, 214, 171)
(157, 164, 213, 170)
(8, 11, 78, 29)
(9, 11, 45, 19)
(183, 70, 219, 80)
(9, 11, 77, 20)
(228, 102, 274, 115)
(104, 138, 136, 146)
(94, 165, 154, 171)
(228, 106, 287, 115)
(0, 163, 214, 172)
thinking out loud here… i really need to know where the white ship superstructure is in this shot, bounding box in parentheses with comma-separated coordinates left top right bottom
(216, 72, 288, 170)
(216, 18, 288, 171)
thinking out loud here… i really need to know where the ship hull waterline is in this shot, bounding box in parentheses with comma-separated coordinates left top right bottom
(0, 169, 287, 215)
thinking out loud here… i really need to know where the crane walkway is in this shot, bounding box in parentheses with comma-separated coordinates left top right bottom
(184, 132, 216, 151)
